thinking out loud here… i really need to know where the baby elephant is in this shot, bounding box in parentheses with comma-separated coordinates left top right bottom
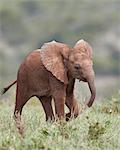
(2, 40, 96, 135)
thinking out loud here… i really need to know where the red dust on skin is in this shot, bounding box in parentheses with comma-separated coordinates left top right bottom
(1, 40, 96, 136)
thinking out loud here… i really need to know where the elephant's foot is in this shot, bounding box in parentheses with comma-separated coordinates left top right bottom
(65, 111, 79, 121)
(13, 111, 25, 137)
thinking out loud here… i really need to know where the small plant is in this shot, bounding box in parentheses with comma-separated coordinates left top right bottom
(101, 95, 120, 114)
(88, 121, 106, 141)
(101, 105, 119, 114)
(41, 127, 49, 136)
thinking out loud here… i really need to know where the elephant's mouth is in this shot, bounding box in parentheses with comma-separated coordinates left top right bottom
(78, 77, 87, 82)
(74, 74, 87, 82)
(73, 70, 87, 82)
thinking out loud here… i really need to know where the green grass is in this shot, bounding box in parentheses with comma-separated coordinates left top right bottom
(0, 93, 120, 150)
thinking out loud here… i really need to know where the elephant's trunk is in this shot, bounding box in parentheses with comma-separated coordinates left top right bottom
(87, 75, 96, 107)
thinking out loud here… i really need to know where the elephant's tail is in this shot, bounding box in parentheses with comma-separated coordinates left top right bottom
(1, 80, 17, 95)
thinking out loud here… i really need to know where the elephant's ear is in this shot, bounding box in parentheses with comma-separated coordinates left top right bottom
(74, 39, 93, 59)
(40, 41, 69, 84)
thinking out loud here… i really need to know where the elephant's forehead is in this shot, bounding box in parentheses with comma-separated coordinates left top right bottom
(69, 52, 88, 61)
(82, 59, 92, 66)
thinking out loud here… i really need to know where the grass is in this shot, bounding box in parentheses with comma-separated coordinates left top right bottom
(0, 93, 120, 150)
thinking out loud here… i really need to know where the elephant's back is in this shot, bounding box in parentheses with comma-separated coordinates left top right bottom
(24, 49, 43, 70)
(24, 49, 50, 80)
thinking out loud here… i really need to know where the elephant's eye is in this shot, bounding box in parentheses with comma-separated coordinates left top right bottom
(74, 64, 80, 70)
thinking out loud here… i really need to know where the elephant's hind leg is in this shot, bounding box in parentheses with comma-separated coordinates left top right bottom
(13, 84, 30, 136)
(40, 96, 55, 122)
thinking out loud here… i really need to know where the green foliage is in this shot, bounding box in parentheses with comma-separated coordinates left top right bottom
(98, 92, 120, 114)
(88, 121, 106, 140)
(0, 93, 120, 150)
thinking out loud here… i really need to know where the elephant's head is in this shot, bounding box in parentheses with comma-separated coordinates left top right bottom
(67, 39, 96, 107)
(40, 40, 96, 107)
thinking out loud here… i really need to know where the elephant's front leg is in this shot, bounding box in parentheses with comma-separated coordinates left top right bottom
(53, 90, 66, 120)
(54, 93, 65, 120)
(65, 78, 80, 121)
(65, 94, 80, 121)
(50, 77, 67, 120)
